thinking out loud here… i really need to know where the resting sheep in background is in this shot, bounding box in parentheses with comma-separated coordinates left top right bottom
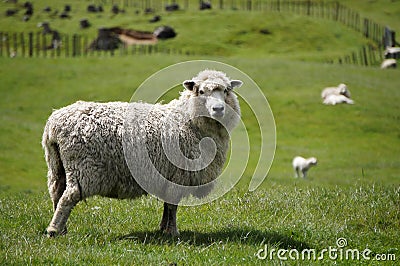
(42, 70, 243, 237)
(292, 156, 317, 178)
(321, 83, 353, 105)
(321, 83, 351, 99)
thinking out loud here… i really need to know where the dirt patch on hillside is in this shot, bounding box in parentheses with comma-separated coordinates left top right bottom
(118, 34, 157, 45)
(110, 27, 157, 45)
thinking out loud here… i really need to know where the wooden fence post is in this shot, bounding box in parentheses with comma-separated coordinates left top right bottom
(65, 34, 69, 57)
(5, 33, 10, 57)
(306, 0, 311, 16)
(362, 46, 368, 66)
(28, 32, 33, 57)
(369, 45, 376, 65)
(20, 32, 25, 57)
(36, 32, 40, 57)
(351, 52, 356, 65)
(0, 32, 3, 57)
(363, 18, 369, 38)
(43, 33, 47, 58)
(12, 33, 17, 57)
(334, 1, 339, 21)
(72, 34, 77, 57)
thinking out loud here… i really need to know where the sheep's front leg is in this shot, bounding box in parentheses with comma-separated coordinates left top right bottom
(159, 202, 169, 232)
(46, 183, 81, 237)
(159, 202, 179, 236)
(302, 169, 307, 178)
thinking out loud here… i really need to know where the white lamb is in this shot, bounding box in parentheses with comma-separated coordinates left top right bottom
(292, 156, 317, 178)
(42, 69, 243, 237)
(323, 94, 354, 105)
(321, 83, 351, 99)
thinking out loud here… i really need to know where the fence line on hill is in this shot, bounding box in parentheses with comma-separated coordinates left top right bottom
(0, 31, 195, 58)
(327, 44, 383, 67)
(0, 0, 392, 66)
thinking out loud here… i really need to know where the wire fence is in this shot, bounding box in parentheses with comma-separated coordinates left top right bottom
(0, 31, 194, 58)
(0, 0, 394, 67)
(328, 44, 383, 67)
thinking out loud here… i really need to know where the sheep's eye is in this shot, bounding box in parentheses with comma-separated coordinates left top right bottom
(224, 88, 228, 94)
(199, 90, 205, 95)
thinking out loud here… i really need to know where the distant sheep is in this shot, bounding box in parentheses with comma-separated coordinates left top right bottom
(321, 83, 353, 105)
(165, 3, 179, 11)
(381, 58, 397, 69)
(321, 83, 351, 99)
(200, 1, 212, 10)
(42, 70, 243, 237)
(384, 47, 400, 59)
(292, 156, 317, 178)
(323, 94, 354, 105)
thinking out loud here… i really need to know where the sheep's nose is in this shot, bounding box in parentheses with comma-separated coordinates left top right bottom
(212, 105, 224, 113)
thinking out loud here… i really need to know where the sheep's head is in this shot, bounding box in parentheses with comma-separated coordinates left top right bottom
(308, 157, 318, 166)
(338, 83, 351, 98)
(182, 70, 242, 124)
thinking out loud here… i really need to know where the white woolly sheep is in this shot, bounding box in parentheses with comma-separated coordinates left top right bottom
(42, 69, 243, 237)
(384, 47, 400, 59)
(292, 156, 317, 178)
(381, 58, 397, 69)
(321, 83, 351, 99)
(323, 94, 354, 105)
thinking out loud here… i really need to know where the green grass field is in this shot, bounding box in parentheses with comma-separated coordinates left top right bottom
(0, 0, 399, 265)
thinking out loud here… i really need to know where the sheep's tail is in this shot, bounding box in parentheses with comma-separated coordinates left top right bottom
(42, 122, 66, 211)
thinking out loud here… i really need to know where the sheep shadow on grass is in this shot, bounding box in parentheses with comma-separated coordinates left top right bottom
(116, 228, 310, 251)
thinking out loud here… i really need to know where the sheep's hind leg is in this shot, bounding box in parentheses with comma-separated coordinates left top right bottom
(46, 183, 81, 237)
(48, 174, 66, 212)
(159, 202, 179, 236)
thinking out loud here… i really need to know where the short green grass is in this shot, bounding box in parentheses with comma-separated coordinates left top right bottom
(1, 185, 399, 265)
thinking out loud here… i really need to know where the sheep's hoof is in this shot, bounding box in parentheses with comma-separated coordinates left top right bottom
(46, 227, 67, 238)
(46, 229, 57, 238)
(162, 227, 179, 237)
(159, 223, 167, 232)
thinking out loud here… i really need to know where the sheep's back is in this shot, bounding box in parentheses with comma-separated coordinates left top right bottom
(321, 87, 337, 99)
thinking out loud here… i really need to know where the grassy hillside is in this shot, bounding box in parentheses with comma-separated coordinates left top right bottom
(0, 0, 379, 60)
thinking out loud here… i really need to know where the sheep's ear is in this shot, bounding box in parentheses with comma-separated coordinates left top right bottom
(183, 80, 196, 91)
(230, 80, 243, 90)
